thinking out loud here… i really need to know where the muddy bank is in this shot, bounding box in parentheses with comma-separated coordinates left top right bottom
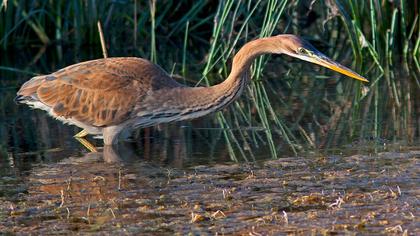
(1, 149, 419, 235)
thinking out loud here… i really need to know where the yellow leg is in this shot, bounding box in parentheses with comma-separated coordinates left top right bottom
(75, 137, 98, 153)
(74, 129, 89, 138)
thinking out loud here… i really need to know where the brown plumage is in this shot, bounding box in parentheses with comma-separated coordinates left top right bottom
(16, 34, 368, 145)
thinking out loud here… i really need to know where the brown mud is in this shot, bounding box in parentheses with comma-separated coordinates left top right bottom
(0, 144, 418, 235)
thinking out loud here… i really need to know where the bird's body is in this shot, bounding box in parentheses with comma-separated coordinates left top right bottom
(16, 57, 239, 144)
(16, 35, 367, 146)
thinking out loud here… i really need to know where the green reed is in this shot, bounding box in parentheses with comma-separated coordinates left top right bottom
(339, 0, 418, 143)
(0, 0, 418, 159)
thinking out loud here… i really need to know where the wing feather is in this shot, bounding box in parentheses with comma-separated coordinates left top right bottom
(18, 57, 182, 127)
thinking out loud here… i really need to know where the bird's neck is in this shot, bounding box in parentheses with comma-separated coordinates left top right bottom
(209, 37, 280, 110)
(136, 38, 281, 122)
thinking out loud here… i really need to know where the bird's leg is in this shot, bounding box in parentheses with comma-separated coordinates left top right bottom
(75, 137, 98, 152)
(74, 129, 89, 138)
(103, 125, 127, 145)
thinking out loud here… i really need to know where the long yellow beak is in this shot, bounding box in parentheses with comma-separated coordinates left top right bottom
(311, 56, 369, 82)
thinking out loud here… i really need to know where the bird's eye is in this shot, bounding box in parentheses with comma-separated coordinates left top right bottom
(297, 47, 307, 54)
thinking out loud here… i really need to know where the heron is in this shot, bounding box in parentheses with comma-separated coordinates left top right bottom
(16, 34, 368, 151)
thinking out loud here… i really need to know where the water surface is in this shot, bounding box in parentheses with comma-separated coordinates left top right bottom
(1, 58, 419, 234)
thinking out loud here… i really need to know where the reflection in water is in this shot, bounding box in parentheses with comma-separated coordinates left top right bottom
(2, 84, 299, 163)
(102, 143, 138, 163)
(88, 141, 189, 166)
(1, 64, 419, 234)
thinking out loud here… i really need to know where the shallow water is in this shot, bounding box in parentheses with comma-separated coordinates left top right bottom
(1, 62, 419, 234)
(1, 93, 419, 234)
(1, 143, 419, 234)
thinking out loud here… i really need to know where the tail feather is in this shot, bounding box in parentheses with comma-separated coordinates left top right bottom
(14, 95, 32, 104)
(16, 75, 45, 103)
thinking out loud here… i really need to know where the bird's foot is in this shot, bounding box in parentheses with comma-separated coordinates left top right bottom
(75, 137, 98, 152)
(74, 129, 89, 138)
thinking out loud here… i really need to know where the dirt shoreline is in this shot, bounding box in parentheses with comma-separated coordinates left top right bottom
(1, 150, 419, 235)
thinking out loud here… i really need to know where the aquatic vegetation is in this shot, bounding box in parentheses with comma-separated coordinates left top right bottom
(0, 0, 418, 158)
(1, 148, 418, 234)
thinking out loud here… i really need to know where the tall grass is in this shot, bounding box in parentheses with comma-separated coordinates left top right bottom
(0, 0, 418, 158)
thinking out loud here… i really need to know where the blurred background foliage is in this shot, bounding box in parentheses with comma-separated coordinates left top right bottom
(0, 0, 419, 159)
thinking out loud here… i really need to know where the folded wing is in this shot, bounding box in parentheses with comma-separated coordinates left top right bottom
(17, 57, 181, 127)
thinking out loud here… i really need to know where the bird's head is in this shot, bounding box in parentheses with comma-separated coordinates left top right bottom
(275, 34, 368, 82)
